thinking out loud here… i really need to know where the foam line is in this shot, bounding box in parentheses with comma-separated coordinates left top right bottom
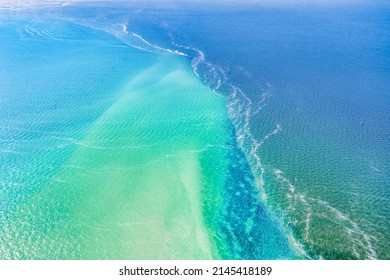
(273, 168, 378, 259)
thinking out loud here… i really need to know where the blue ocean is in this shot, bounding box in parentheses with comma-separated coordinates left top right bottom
(0, 0, 389, 259)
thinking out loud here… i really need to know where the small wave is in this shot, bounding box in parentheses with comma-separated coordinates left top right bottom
(272, 168, 378, 259)
(20, 21, 89, 43)
(21, 24, 58, 41)
(308, 197, 377, 259)
(0, 149, 21, 155)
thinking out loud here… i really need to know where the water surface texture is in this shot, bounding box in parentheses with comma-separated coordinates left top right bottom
(0, 1, 389, 259)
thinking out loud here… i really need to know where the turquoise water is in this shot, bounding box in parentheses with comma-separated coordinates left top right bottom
(1, 1, 389, 259)
(0, 3, 294, 259)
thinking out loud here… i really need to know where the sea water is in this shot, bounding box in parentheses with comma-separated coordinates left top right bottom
(0, 2, 294, 259)
(0, 0, 389, 259)
(160, 1, 390, 259)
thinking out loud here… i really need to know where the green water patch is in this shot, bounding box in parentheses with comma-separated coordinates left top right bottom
(3, 55, 232, 259)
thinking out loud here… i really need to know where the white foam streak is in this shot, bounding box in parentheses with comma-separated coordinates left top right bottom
(169, 37, 227, 96)
(309, 197, 377, 259)
(50, 20, 189, 58)
(120, 23, 128, 34)
(273, 168, 378, 259)
(130, 31, 188, 57)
